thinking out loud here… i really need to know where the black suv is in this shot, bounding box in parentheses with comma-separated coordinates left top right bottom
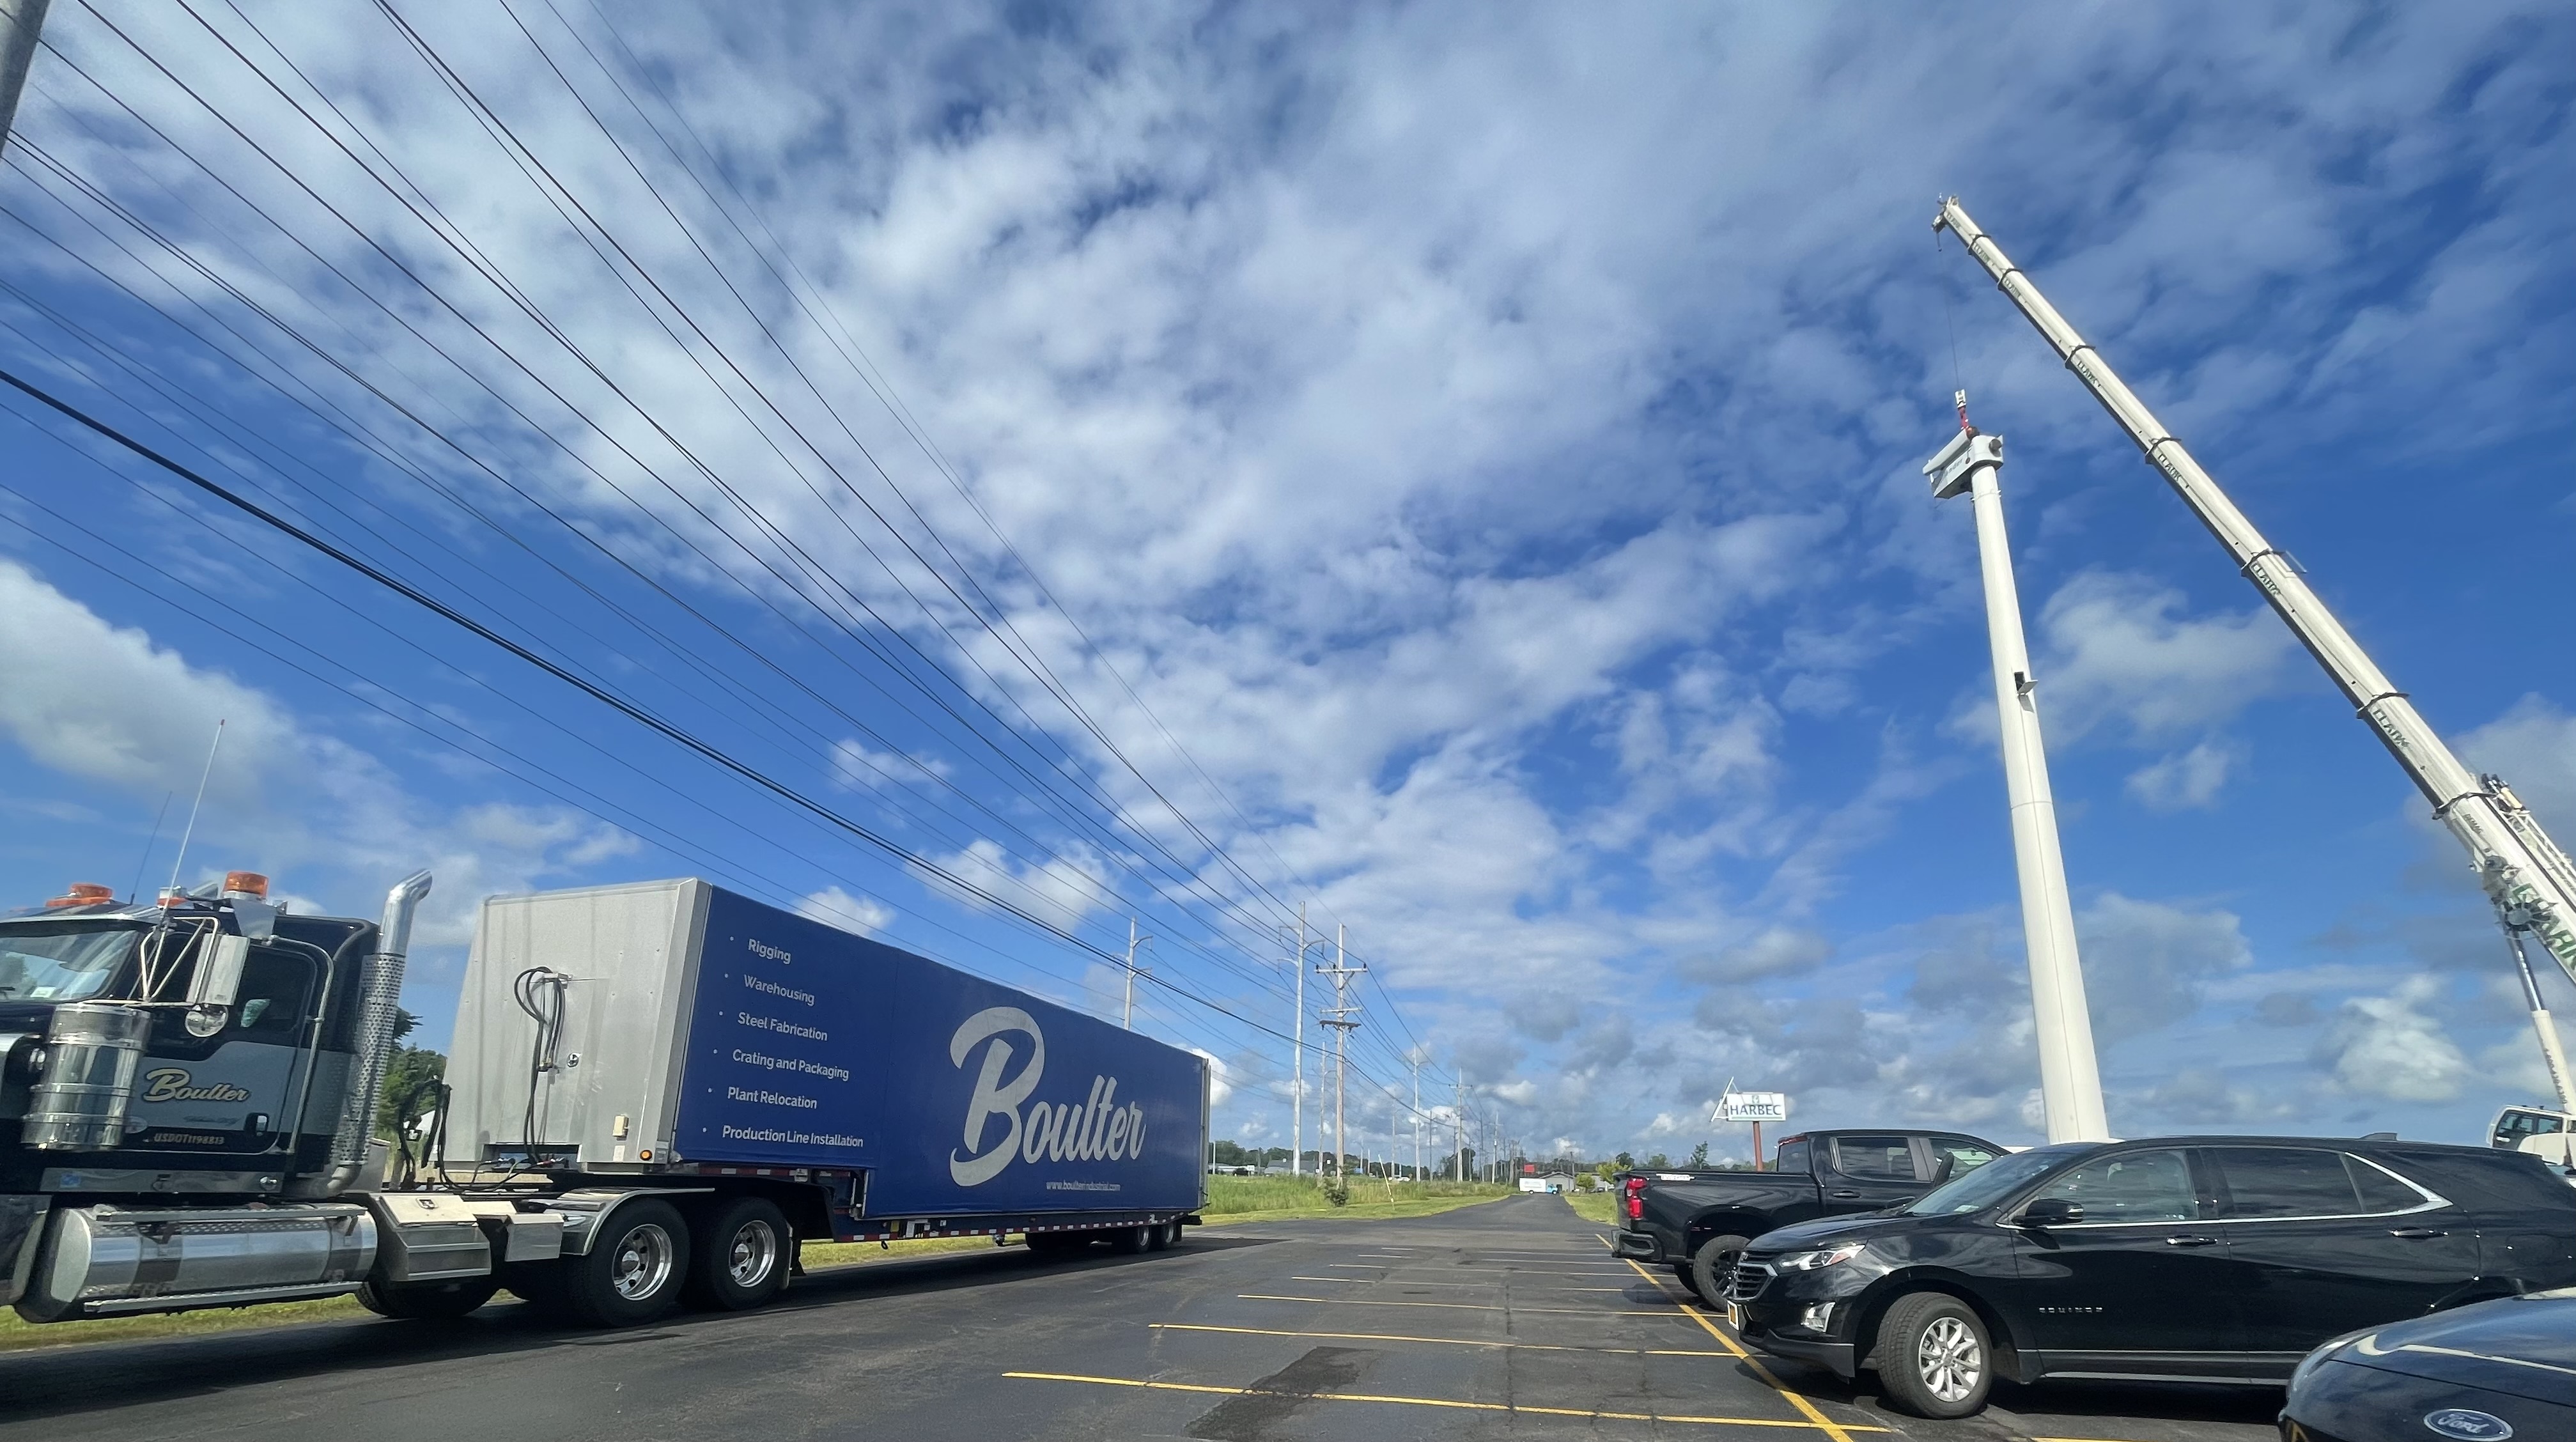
(1726, 1136, 2576, 1419)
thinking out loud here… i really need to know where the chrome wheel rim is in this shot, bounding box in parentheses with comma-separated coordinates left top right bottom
(610, 1223, 676, 1301)
(1916, 1315, 1982, 1402)
(727, 1220, 780, 1288)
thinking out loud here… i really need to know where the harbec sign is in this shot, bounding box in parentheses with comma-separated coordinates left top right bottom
(948, 1007, 1151, 1186)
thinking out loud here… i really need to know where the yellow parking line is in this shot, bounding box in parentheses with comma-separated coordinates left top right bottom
(1004, 1371, 1889, 1431)
(1286, 1276, 1625, 1291)
(1617, 1257, 1859, 1442)
(1150, 1322, 1730, 1356)
(1239, 1294, 1686, 1317)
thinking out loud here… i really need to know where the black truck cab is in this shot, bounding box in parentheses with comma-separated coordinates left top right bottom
(1615, 1128, 2005, 1303)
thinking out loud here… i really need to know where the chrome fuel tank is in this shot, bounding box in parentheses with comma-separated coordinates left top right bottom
(15, 1200, 375, 1321)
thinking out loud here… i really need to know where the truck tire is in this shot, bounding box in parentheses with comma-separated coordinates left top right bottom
(1155, 1220, 1184, 1250)
(560, 1198, 691, 1327)
(1107, 1223, 1154, 1254)
(357, 1275, 501, 1321)
(685, 1197, 791, 1311)
(1873, 1292, 1992, 1419)
(1688, 1234, 1751, 1306)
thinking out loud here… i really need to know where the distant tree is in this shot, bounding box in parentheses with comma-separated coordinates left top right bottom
(1688, 1142, 1709, 1168)
(1613, 1151, 1635, 1170)
(1644, 1152, 1670, 1171)
(391, 1007, 420, 1043)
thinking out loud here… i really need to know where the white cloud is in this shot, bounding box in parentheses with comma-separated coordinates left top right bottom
(2037, 573, 2301, 745)
(1188, 1047, 1235, 1108)
(0, 561, 626, 945)
(2077, 893, 2254, 1041)
(2322, 977, 2474, 1103)
(2458, 696, 2576, 825)
(795, 886, 896, 936)
(2125, 740, 2240, 812)
(828, 738, 949, 790)
(914, 838, 1110, 936)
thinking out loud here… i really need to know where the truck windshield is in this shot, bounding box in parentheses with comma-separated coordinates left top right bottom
(1902, 1143, 2092, 1216)
(0, 926, 137, 1003)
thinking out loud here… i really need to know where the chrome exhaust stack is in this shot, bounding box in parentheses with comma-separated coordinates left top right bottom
(313, 871, 431, 1196)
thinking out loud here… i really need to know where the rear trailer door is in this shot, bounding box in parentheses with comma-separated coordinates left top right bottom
(674, 888, 1204, 1219)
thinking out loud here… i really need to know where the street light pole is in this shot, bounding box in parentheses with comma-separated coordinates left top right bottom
(1121, 917, 1154, 1030)
(1925, 396, 2111, 1144)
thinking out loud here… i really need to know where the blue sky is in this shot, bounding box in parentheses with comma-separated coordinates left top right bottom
(1, 1, 2570, 1163)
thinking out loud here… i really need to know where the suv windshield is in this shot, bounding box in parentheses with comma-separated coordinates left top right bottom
(1902, 1143, 2093, 1215)
(0, 926, 137, 1003)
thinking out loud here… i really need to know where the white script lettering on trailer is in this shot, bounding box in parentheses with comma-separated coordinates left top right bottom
(949, 1007, 1150, 1186)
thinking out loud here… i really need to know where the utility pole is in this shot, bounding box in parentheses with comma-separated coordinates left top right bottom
(1409, 1051, 1423, 1181)
(1925, 395, 2111, 1145)
(1452, 1074, 1464, 1181)
(1121, 917, 1154, 1030)
(0, 0, 49, 154)
(1316, 924, 1365, 1191)
(1287, 905, 1316, 1176)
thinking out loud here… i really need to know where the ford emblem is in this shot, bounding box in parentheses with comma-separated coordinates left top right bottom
(2423, 1409, 2512, 1441)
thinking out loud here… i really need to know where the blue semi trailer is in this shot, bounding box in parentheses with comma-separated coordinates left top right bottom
(2, 872, 1208, 1329)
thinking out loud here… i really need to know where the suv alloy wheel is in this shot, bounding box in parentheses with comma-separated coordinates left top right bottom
(1875, 1292, 1992, 1418)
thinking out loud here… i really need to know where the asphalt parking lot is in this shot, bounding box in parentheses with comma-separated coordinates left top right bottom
(0, 1194, 2282, 1441)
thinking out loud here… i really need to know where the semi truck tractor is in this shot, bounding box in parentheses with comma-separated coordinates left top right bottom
(0, 872, 1209, 1327)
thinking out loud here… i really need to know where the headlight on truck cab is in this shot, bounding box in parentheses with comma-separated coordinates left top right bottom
(1773, 1243, 1865, 1272)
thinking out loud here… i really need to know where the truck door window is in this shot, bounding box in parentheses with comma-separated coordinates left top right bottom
(1774, 1139, 1810, 1175)
(2030, 1149, 2201, 1223)
(2496, 1110, 2564, 1139)
(1928, 1136, 1998, 1175)
(231, 947, 312, 1038)
(1833, 1135, 1920, 1181)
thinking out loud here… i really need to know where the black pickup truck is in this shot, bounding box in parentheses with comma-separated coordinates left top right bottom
(1615, 1129, 2006, 1301)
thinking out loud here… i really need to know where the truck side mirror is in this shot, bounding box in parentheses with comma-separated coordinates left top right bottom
(2017, 1197, 2083, 1229)
(183, 934, 251, 1036)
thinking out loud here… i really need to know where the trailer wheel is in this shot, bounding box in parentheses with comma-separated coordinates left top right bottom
(1108, 1223, 1154, 1255)
(561, 1199, 690, 1326)
(1147, 1220, 1181, 1251)
(685, 1197, 791, 1311)
(357, 1275, 501, 1321)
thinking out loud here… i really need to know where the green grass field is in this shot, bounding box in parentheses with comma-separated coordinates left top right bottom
(1, 1174, 1516, 1354)
(1563, 1188, 1617, 1225)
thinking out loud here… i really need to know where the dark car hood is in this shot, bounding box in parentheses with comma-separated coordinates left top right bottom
(1748, 1209, 1924, 1253)
(2331, 1292, 2576, 1408)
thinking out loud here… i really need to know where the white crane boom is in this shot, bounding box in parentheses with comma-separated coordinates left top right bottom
(1932, 198, 2576, 1042)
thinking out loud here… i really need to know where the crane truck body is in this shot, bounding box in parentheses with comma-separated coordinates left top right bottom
(0, 873, 1208, 1327)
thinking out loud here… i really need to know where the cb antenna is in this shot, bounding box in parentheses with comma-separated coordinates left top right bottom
(164, 718, 225, 899)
